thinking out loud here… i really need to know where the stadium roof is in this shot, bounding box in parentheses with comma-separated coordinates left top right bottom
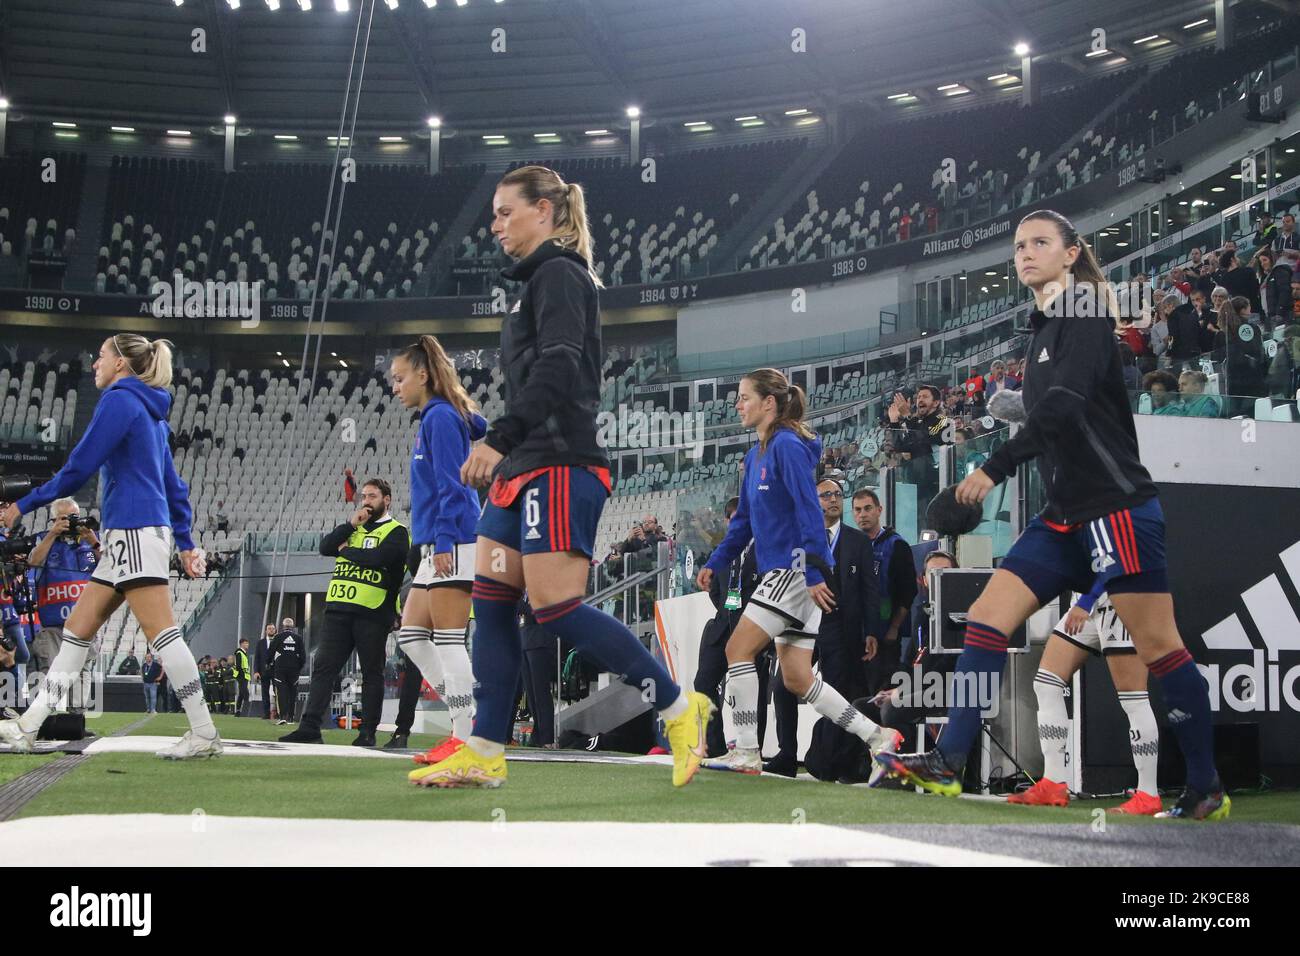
(0, 0, 1286, 139)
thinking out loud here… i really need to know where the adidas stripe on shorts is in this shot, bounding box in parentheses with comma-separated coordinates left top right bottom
(1051, 592, 1135, 656)
(91, 527, 173, 591)
(411, 542, 476, 589)
(743, 568, 822, 649)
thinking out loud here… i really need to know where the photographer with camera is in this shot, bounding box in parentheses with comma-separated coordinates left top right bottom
(26, 499, 99, 687)
(1, 334, 219, 760)
(0, 523, 38, 709)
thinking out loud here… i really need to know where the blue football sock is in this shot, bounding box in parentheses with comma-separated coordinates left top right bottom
(1150, 648, 1217, 793)
(469, 576, 524, 745)
(936, 622, 1009, 768)
(534, 597, 681, 711)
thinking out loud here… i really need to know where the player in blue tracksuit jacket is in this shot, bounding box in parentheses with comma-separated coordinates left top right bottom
(0, 334, 221, 761)
(388, 335, 488, 757)
(695, 368, 900, 775)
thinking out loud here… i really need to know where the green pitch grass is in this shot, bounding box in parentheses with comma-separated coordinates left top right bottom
(9, 715, 1296, 826)
(0, 712, 146, 786)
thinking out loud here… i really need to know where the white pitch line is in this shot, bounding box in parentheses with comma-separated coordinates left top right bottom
(0, 814, 1052, 867)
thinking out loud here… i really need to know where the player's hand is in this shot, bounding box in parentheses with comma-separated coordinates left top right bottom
(954, 467, 995, 506)
(808, 581, 836, 613)
(862, 635, 878, 662)
(695, 566, 713, 592)
(433, 551, 454, 576)
(180, 549, 205, 579)
(2, 503, 23, 530)
(1063, 605, 1089, 636)
(461, 443, 503, 488)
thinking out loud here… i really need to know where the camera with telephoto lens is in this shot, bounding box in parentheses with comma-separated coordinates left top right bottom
(0, 475, 34, 504)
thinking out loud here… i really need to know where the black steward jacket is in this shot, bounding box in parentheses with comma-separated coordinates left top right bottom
(484, 240, 609, 479)
(981, 295, 1157, 525)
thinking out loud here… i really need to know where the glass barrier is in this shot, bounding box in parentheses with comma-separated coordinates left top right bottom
(952, 425, 1017, 558)
(670, 477, 740, 598)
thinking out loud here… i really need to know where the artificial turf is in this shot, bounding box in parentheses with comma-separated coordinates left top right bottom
(10, 714, 1297, 826)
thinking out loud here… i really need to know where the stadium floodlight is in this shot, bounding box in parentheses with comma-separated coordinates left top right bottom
(784, 108, 809, 115)
(335, 0, 348, 11)
(1013, 42, 1030, 56)
(986, 73, 1009, 80)
(886, 92, 910, 100)
(111, 126, 136, 132)
(0, 98, 10, 110)
(423, 0, 435, 7)
(626, 105, 640, 118)
(274, 134, 298, 140)
(734, 115, 758, 121)
(383, 0, 398, 9)
(226, 0, 240, 9)
(174, 0, 185, 6)
(1183, 18, 1209, 29)
(297, 0, 311, 9)
(265, 0, 280, 10)
(584, 129, 609, 135)
(683, 121, 708, 127)
(166, 129, 192, 136)
(455, 0, 467, 6)
(52, 121, 77, 128)
(427, 116, 441, 128)
(1134, 34, 1160, 44)
(936, 83, 959, 91)
(224, 114, 237, 125)
(1085, 48, 1109, 57)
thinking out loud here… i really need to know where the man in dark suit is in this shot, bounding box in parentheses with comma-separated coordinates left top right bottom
(766, 478, 881, 779)
(695, 497, 765, 758)
(252, 623, 277, 719)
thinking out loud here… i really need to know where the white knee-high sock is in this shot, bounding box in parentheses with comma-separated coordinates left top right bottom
(18, 628, 92, 734)
(398, 625, 443, 694)
(152, 626, 215, 737)
(801, 675, 886, 747)
(1119, 690, 1159, 795)
(724, 661, 760, 751)
(433, 627, 475, 740)
(1033, 668, 1070, 783)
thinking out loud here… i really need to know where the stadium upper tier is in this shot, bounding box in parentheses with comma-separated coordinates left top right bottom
(1, 19, 1296, 298)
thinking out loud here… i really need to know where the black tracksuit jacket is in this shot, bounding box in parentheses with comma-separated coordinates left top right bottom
(981, 296, 1158, 526)
(484, 240, 610, 479)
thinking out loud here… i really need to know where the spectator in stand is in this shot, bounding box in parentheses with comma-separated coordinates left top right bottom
(1292, 276, 1300, 321)
(141, 652, 162, 714)
(117, 651, 140, 675)
(1277, 213, 1300, 253)
(1150, 293, 1177, 367)
(1215, 250, 1262, 316)
(1253, 210, 1278, 251)
(1214, 296, 1267, 401)
(209, 500, 229, 535)
(613, 515, 668, 557)
(884, 385, 953, 461)
(1256, 247, 1295, 328)
(1168, 267, 1192, 297)
(1176, 369, 1221, 417)
(1188, 247, 1204, 270)
(984, 359, 1019, 399)
(961, 366, 987, 407)
(1142, 369, 1180, 412)
(899, 212, 912, 243)
(1117, 342, 1140, 389)
(342, 467, 357, 504)
(1193, 256, 1217, 300)
(1174, 288, 1213, 361)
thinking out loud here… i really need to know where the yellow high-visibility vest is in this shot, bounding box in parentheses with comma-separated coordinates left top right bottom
(327, 517, 407, 610)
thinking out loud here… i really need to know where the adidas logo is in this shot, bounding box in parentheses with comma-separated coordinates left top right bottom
(1195, 539, 1300, 714)
(1037, 347, 1050, 363)
(1167, 708, 1192, 724)
(524, 527, 542, 541)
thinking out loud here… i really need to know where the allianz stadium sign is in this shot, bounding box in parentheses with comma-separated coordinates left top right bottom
(921, 218, 1013, 257)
